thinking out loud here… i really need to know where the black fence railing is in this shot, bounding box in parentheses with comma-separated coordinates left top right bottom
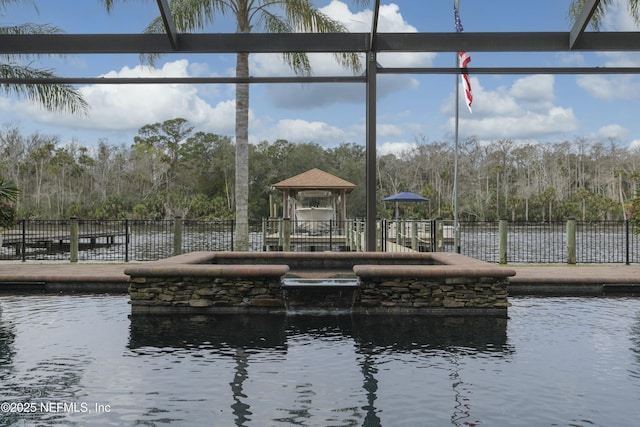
(459, 221, 571, 263)
(458, 221, 500, 263)
(184, 220, 236, 253)
(575, 221, 633, 264)
(457, 220, 640, 264)
(0, 219, 177, 262)
(128, 220, 175, 262)
(1, 218, 639, 264)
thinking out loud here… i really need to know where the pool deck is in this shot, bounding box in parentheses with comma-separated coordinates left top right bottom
(0, 261, 639, 295)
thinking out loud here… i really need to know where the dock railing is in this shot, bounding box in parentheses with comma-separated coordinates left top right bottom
(260, 218, 354, 252)
(1, 218, 638, 264)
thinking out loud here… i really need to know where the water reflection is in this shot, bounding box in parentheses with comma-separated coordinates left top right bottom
(230, 348, 250, 426)
(128, 314, 511, 354)
(129, 314, 289, 351)
(129, 314, 511, 426)
(361, 352, 380, 427)
(0, 316, 15, 365)
(2, 296, 638, 426)
(631, 314, 640, 381)
(0, 307, 91, 426)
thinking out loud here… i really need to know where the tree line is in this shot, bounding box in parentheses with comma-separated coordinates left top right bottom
(1, 118, 640, 222)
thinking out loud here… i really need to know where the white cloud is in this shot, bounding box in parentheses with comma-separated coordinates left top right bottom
(574, 0, 640, 102)
(557, 52, 586, 66)
(509, 75, 555, 110)
(322, 1, 435, 68)
(596, 52, 640, 68)
(251, 1, 433, 109)
(595, 124, 629, 140)
(464, 107, 578, 139)
(377, 123, 405, 138)
(263, 74, 419, 109)
(11, 60, 238, 137)
(271, 119, 348, 145)
(378, 141, 417, 156)
(444, 75, 557, 117)
(601, 0, 640, 31)
(326, 1, 436, 71)
(577, 75, 640, 101)
(443, 75, 578, 139)
(264, 82, 364, 109)
(1, 2, 607, 150)
(263, 116, 421, 149)
(322, 1, 415, 33)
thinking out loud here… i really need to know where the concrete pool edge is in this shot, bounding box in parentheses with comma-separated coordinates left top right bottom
(1, 260, 639, 297)
(124, 252, 514, 316)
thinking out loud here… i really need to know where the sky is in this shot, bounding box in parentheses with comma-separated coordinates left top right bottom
(3, 0, 640, 155)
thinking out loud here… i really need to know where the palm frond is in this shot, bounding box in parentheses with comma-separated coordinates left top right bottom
(167, 0, 231, 31)
(259, 0, 363, 75)
(0, 177, 19, 203)
(0, 23, 62, 35)
(99, 0, 148, 14)
(117, 0, 365, 75)
(569, 0, 640, 30)
(278, 0, 341, 33)
(0, 23, 66, 63)
(138, 0, 233, 64)
(629, 0, 640, 21)
(332, 51, 363, 75)
(0, 0, 33, 13)
(0, 64, 88, 115)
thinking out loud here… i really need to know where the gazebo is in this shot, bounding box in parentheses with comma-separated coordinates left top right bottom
(271, 168, 356, 223)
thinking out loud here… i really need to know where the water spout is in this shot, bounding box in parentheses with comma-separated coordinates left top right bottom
(281, 278, 360, 314)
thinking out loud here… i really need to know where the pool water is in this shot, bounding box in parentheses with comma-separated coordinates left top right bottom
(0, 295, 639, 426)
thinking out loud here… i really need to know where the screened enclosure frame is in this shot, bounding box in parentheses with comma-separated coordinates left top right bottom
(0, 0, 635, 250)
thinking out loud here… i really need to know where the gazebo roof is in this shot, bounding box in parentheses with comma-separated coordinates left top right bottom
(272, 168, 356, 192)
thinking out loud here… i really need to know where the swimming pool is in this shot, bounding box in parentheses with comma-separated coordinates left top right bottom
(0, 295, 638, 426)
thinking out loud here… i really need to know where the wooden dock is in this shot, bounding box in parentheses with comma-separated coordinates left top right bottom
(384, 240, 417, 252)
(263, 233, 350, 251)
(1, 231, 126, 255)
(263, 233, 427, 253)
(259, 218, 453, 252)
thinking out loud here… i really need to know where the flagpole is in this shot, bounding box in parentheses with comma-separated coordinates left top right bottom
(454, 58, 461, 254)
(453, 0, 461, 254)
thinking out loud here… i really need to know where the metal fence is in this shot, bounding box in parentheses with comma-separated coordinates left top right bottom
(0, 219, 176, 262)
(576, 221, 637, 264)
(459, 221, 569, 263)
(455, 220, 640, 264)
(1, 218, 639, 264)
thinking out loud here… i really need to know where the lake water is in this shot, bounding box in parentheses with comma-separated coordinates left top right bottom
(1, 295, 639, 426)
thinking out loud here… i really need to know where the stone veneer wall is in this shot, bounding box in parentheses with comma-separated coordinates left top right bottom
(127, 265, 289, 314)
(354, 270, 510, 315)
(126, 252, 515, 315)
(351, 256, 513, 314)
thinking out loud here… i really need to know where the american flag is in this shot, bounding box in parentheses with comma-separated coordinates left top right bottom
(454, 1, 473, 112)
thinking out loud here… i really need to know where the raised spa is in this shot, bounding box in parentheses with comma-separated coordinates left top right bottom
(125, 251, 515, 316)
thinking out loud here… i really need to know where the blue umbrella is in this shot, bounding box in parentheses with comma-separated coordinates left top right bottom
(383, 192, 429, 203)
(383, 192, 429, 219)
